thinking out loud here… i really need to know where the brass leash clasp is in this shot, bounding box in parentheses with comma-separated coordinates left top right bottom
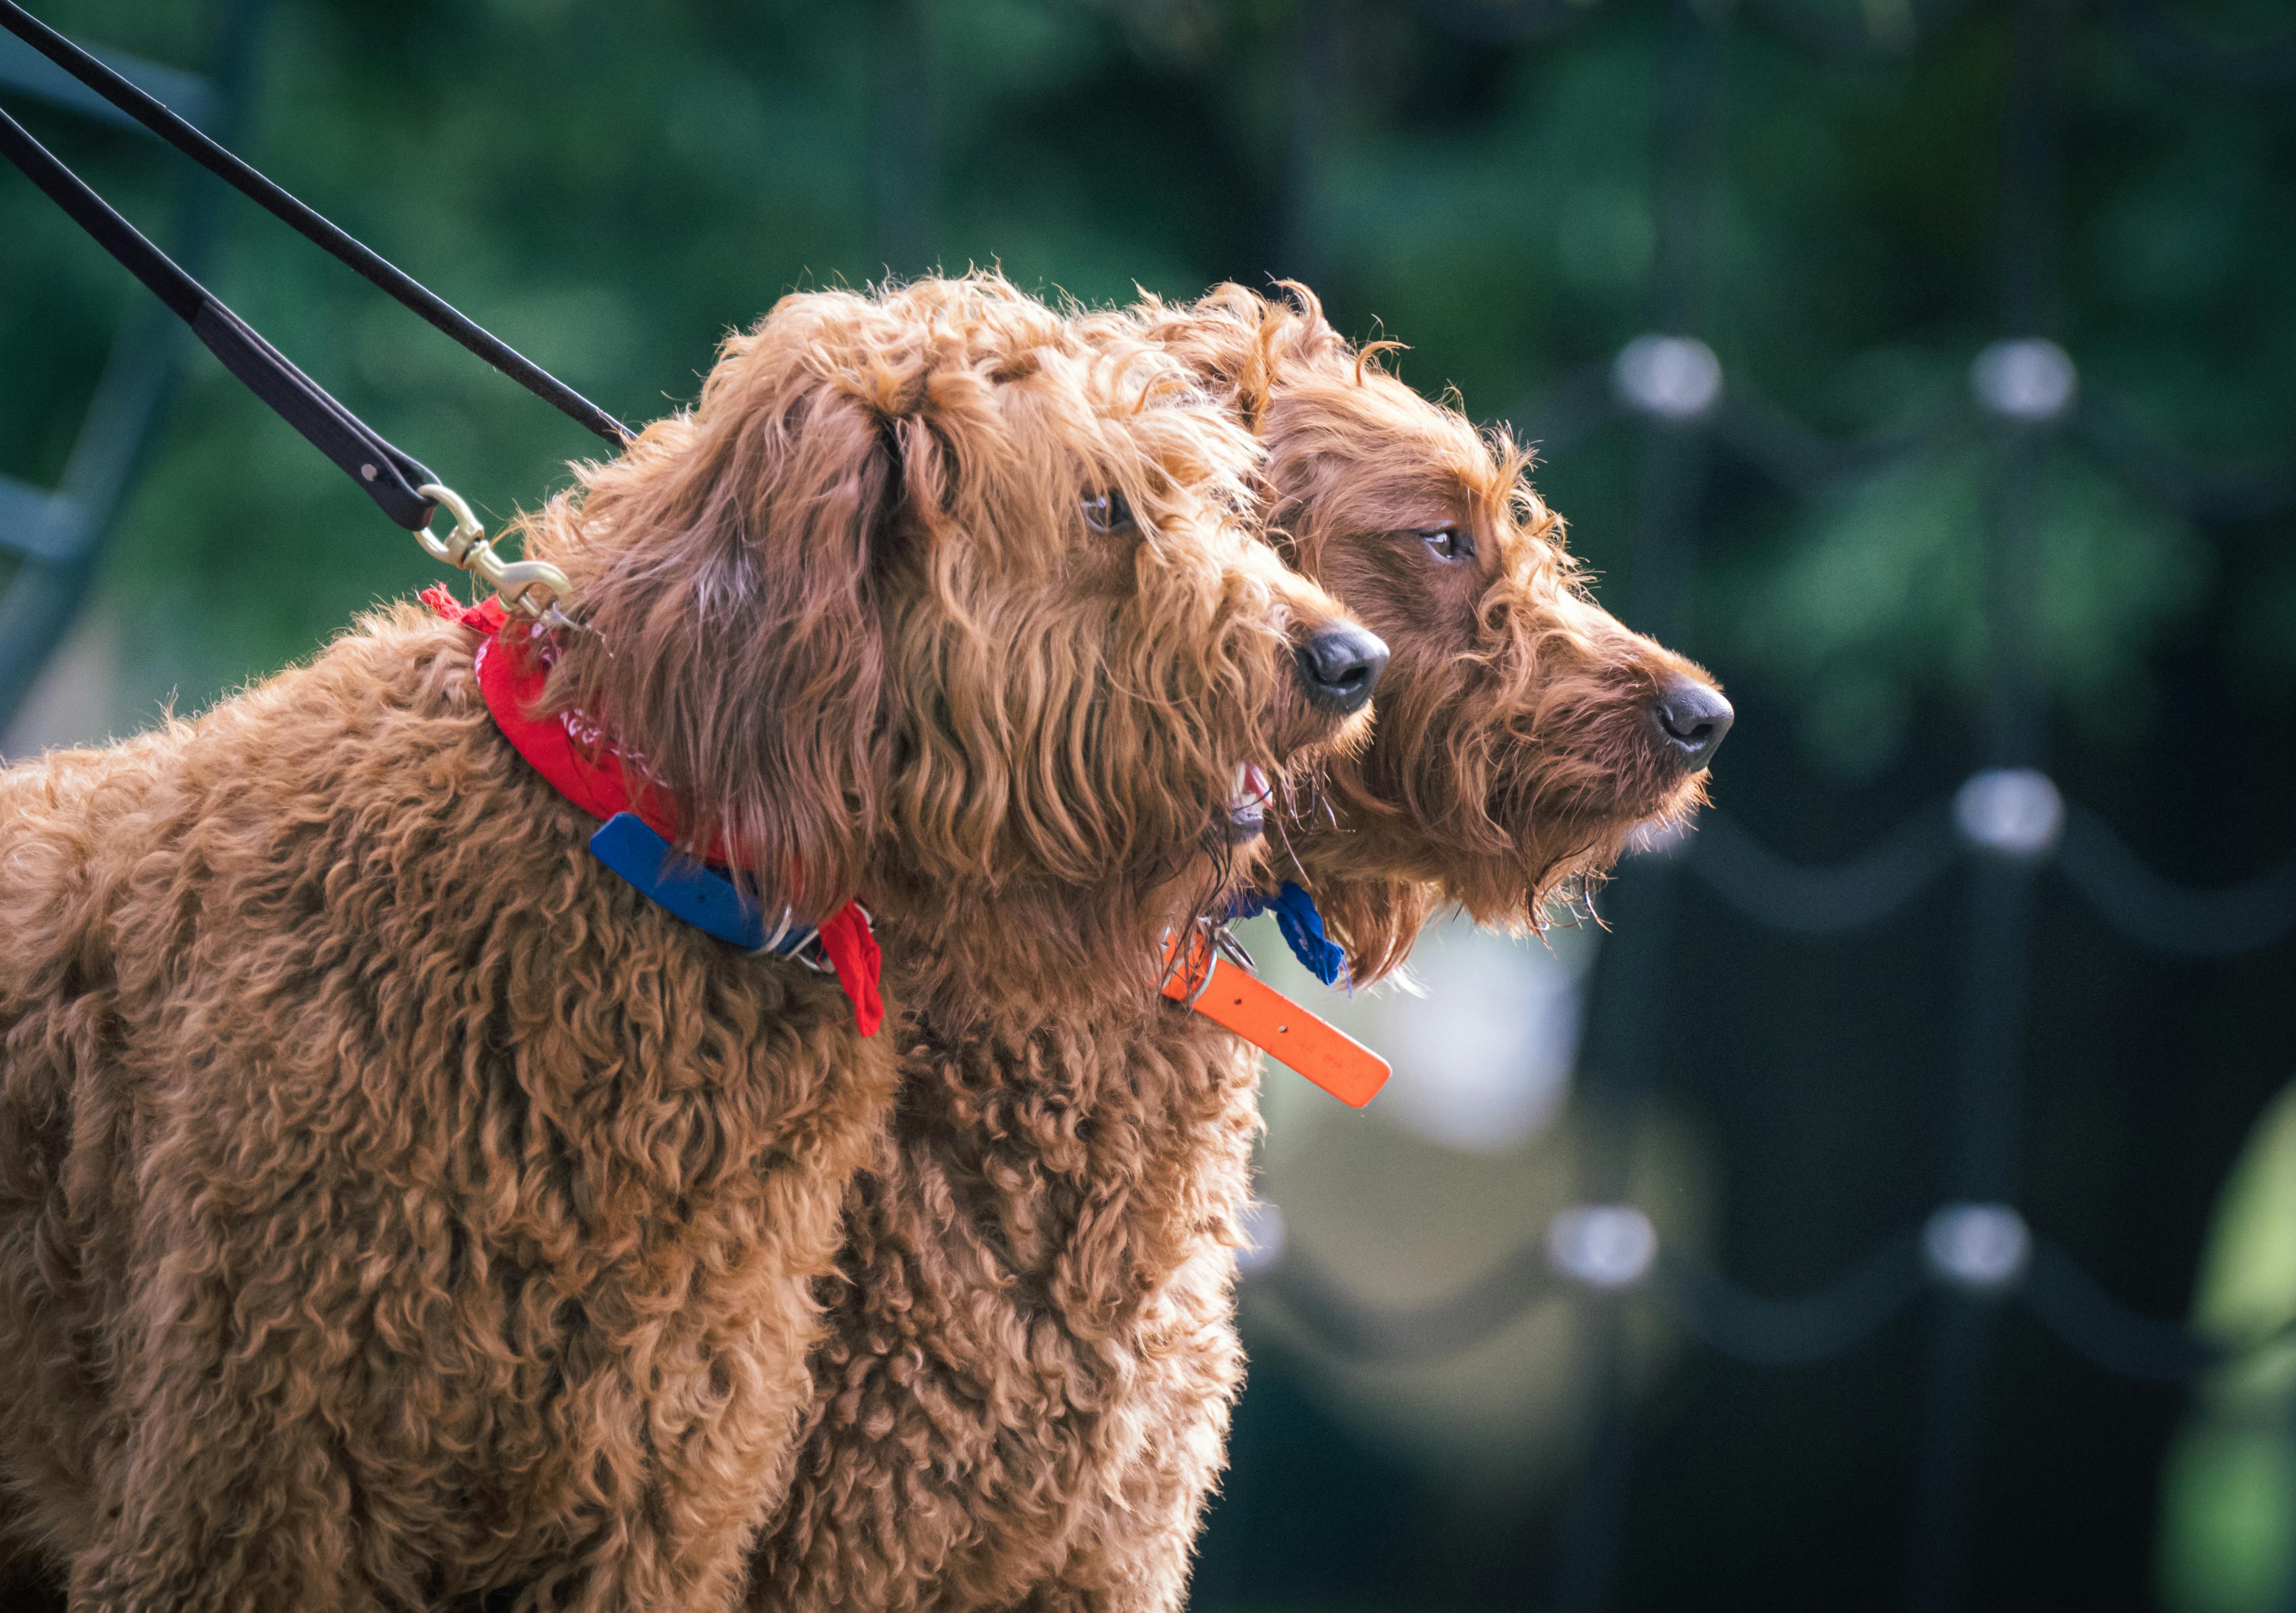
(414, 483, 576, 630)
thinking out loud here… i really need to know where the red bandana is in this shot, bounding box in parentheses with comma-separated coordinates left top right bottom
(426, 587, 883, 1035)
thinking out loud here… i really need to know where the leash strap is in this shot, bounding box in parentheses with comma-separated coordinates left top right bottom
(1162, 929, 1391, 1108)
(0, 0, 630, 449)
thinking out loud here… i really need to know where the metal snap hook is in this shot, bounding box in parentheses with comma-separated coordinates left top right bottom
(413, 482, 485, 568)
(413, 481, 575, 627)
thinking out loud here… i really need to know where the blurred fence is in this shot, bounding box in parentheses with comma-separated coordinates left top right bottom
(1246, 1, 2296, 1608)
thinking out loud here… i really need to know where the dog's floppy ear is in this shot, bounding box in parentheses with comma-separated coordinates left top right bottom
(527, 336, 905, 916)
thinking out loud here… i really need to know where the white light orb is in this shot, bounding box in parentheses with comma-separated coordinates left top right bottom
(1971, 338, 2077, 422)
(1544, 1203, 1658, 1290)
(1614, 334, 1723, 422)
(1922, 1201, 2031, 1292)
(1953, 767, 2064, 860)
(1376, 923, 1591, 1155)
(1236, 1199, 1288, 1275)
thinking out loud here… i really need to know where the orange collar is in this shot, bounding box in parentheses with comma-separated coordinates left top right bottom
(1160, 928, 1390, 1107)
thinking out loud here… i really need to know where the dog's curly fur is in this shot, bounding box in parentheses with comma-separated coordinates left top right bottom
(748, 992, 1256, 1613)
(0, 274, 1367, 1612)
(741, 286, 1723, 1613)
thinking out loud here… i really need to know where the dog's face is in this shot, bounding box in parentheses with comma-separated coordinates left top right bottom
(519, 275, 1376, 1006)
(1122, 287, 1731, 980)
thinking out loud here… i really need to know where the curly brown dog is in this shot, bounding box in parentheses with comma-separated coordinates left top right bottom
(1168, 284, 1732, 971)
(743, 286, 1725, 1613)
(0, 275, 1378, 1612)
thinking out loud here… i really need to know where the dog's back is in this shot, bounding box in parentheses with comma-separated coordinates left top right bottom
(0, 711, 194, 1567)
(0, 614, 477, 1567)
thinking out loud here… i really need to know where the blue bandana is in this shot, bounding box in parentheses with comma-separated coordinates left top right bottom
(1229, 880, 1349, 988)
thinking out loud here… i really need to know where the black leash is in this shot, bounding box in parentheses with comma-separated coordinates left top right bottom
(0, 0, 631, 536)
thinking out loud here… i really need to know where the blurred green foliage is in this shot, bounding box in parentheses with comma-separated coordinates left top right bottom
(1722, 427, 2213, 769)
(2158, 1080, 2296, 1613)
(2, 0, 2291, 770)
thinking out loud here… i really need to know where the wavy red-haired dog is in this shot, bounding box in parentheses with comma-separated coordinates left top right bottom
(1149, 282, 1729, 971)
(0, 274, 1372, 1613)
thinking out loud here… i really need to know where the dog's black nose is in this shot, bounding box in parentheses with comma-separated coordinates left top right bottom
(1650, 676, 1733, 769)
(1296, 624, 1388, 715)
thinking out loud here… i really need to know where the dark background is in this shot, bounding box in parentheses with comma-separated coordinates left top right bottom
(3, 1, 2292, 1609)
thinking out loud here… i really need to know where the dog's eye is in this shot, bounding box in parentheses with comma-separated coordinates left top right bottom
(1082, 491, 1134, 535)
(1419, 525, 1471, 562)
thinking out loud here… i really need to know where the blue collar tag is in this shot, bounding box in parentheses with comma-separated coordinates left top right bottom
(1228, 880, 1349, 988)
(588, 811, 813, 955)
